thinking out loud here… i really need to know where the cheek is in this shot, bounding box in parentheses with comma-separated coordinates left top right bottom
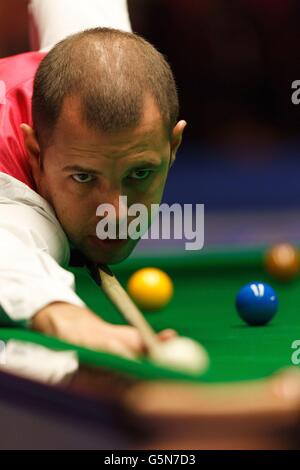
(46, 184, 92, 234)
(39, 169, 97, 238)
(57, 198, 92, 225)
(153, 166, 169, 192)
(146, 174, 168, 204)
(129, 173, 168, 206)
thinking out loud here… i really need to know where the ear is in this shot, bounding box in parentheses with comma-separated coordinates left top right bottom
(170, 120, 187, 168)
(20, 123, 40, 171)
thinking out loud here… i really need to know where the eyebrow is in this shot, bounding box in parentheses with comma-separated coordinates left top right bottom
(62, 165, 102, 174)
(128, 159, 162, 169)
(62, 159, 162, 174)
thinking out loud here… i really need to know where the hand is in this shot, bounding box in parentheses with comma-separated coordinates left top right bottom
(31, 302, 176, 359)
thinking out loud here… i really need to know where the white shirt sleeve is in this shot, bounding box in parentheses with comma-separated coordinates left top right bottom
(0, 173, 85, 325)
(28, 0, 132, 52)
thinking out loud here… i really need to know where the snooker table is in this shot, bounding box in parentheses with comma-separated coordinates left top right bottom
(1, 247, 300, 449)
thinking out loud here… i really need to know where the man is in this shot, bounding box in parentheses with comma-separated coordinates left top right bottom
(0, 0, 186, 359)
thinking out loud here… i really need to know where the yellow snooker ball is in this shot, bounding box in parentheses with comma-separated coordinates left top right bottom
(127, 267, 173, 311)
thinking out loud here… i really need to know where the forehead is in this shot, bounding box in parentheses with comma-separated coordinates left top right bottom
(51, 94, 168, 152)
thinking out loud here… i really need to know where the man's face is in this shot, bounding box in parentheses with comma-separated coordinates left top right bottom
(29, 95, 183, 264)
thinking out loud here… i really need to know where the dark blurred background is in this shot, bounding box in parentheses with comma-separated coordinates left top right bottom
(129, 0, 300, 148)
(1, 0, 300, 247)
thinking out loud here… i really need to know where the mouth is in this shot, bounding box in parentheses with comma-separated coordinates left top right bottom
(88, 236, 129, 250)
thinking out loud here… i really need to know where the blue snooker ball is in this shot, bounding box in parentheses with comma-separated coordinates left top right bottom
(236, 282, 278, 326)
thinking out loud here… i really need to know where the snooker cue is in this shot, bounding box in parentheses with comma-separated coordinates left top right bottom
(87, 262, 161, 353)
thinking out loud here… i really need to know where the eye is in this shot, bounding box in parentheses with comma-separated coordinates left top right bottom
(72, 173, 95, 183)
(129, 169, 152, 180)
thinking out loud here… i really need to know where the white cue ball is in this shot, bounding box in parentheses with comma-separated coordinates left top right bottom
(150, 337, 209, 374)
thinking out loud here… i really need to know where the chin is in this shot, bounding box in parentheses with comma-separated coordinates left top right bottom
(81, 240, 138, 265)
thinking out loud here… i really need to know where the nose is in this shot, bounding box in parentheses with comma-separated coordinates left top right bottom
(95, 188, 128, 226)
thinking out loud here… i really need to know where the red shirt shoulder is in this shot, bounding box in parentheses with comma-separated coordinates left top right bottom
(0, 51, 46, 188)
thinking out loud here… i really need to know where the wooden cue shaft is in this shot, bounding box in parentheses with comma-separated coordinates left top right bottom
(97, 266, 161, 352)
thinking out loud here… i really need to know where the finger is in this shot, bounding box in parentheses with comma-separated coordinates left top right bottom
(101, 338, 138, 360)
(158, 329, 178, 341)
(113, 325, 146, 355)
(75, 325, 140, 360)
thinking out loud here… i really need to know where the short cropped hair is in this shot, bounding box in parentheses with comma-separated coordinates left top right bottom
(32, 27, 179, 145)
